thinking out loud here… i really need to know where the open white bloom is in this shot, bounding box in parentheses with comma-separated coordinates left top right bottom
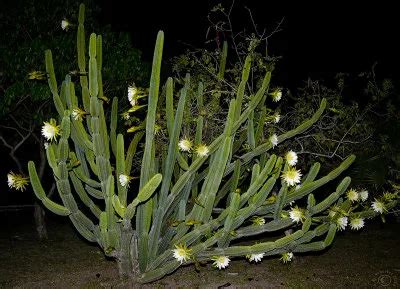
(371, 200, 385, 214)
(128, 85, 138, 106)
(346, 189, 359, 202)
(273, 113, 281, 123)
(195, 144, 209, 157)
(71, 108, 86, 121)
(271, 89, 282, 102)
(337, 216, 348, 231)
(172, 244, 191, 264)
(282, 167, 302, 186)
(212, 256, 230, 269)
(359, 190, 369, 202)
(289, 206, 304, 223)
(178, 138, 193, 152)
(61, 19, 70, 30)
(281, 252, 293, 263)
(41, 119, 60, 142)
(350, 218, 365, 230)
(269, 134, 278, 148)
(248, 253, 264, 263)
(7, 173, 15, 188)
(119, 174, 132, 188)
(7, 172, 29, 191)
(285, 150, 298, 166)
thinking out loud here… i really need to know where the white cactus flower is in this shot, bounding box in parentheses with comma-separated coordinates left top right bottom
(281, 252, 293, 263)
(7, 172, 29, 192)
(7, 173, 15, 188)
(212, 256, 230, 269)
(269, 134, 278, 148)
(195, 144, 209, 157)
(273, 113, 281, 123)
(61, 19, 70, 30)
(41, 119, 60, 142)
(289, 206, 304, 223)
(337, 216, 348, 231)
(359, 190, 369, 202)
(285, 150, 298, 166)
(172, 244, 191, 264)
(248, 253, 264, 263)
(178, 138, 193, 152)
(346, 189, 359, 202)
(119, 174, 132, 188)
(371, 200, 385, 214)
(71, 108, 86, 121)
(271, 89, 282, 102)
(281, 167, 302, 186)
(350, 218, 365, 230)
(128, 85, 138, 106)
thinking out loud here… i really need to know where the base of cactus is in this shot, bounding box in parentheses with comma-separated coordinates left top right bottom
(114, 221, 140, 279)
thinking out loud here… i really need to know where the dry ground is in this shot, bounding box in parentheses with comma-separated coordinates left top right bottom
(0, 212, 399, 289)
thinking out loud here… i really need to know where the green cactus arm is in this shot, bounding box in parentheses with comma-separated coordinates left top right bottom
(139, 30, 164, 188)
(239, 154, 277, 207)
(88, 33, 98, 98)
(69, 171, 101, 218)
(218, 192, 240, 247)
(125, 174, 162, 221)
(77, 3, 86, 73)
(165, 77, 174, 134)
(234, 55, 252, 121)
(72, 163, 101, 189)
(310, 176, 351, 215)
(110, 97, 118, 157)
(45, 50, 64, 116)
(293, 223, 337, 252)
(83, 185, 103, 200)
(136, 33, 164, 270)
(290, 223, 330, 247)
(28, 161, 70, 216)
(254, 107, 267, 145)
(217, 41, 228, 80)
(233, 217, 293, 239)
(247, 111, 256, 149)
(303, 162, 321, 185)
(116, 134, 127, 206)
(96, 35, 104, 99)
(112, 195, 126, 218)
(125, 131, 144, 175)
(148, 74, 189, 259)
(273, 182, 289, 220)
(70, 213, 98, 243)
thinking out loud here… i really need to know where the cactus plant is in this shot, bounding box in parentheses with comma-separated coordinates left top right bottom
(27, 4, 399, 283)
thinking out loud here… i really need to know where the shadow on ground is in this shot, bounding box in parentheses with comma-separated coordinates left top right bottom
(0, 211, 399, 288)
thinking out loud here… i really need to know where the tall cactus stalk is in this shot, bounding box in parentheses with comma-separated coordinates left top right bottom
(27, 3, 398, 283)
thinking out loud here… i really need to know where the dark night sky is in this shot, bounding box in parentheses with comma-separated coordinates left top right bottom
(98, 0, 400, 87)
